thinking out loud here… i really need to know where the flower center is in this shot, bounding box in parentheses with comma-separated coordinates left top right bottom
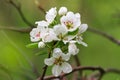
(54, 56, 64, 65)
(64, 21, 73, 29)
(36, 32, 40, 37)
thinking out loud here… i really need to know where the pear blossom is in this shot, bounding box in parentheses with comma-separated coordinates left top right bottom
(40, 28, 58, 42)
(75, 24, 88, 47)
(53, 24, 68, 39)
(30, 28, 41, 42)
(68, 41, 79, 55)
(35, 20, 49, 29)
(38, 41, 45, 48)
(45, 7, 57, 24)
(44, 48, 72, 76)
(58, 7, 67, 15)
(60, 12, 81, 32)
(79, 24, 88, 34)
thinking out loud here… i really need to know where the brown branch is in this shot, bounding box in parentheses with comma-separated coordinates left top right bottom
(0, 26, 31, 33)
(91, 68, 120, 80)
(88, 27, 120, 45)
(37, 66, 105, 80)
(7, 0, 35, 27)
(37, 51, 51, 80)
(74, 55, 83, 78)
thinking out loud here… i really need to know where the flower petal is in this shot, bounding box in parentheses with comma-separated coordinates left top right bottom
(45, 7, 57, 23)
(53, 24, 68, 36)
(44, 57, 55, 66)
(61, 62, 72, 73)
(58, 7, 67, 15)
(52, 65, 62, 77)
(61, 53, 71, 61)
(68, 43, 79, 55)
(79, 24, 88, 34)
(53, 48, 62, 58)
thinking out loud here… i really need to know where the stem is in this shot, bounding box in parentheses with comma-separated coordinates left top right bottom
(74, 55, 82, 78)
(39, 50, 51, 80)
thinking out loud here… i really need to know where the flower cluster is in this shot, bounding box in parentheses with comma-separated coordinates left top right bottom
(30, 7, 88, 76)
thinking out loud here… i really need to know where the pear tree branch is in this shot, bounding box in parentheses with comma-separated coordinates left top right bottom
(7, 0, 35, 27)
(37, 66, 120, 80)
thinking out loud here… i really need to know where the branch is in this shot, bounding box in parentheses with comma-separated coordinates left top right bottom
(7, 0, 35, 27)
(0, 26, 31, 33)
(39, 66, 120, 80)
(37, 50, 51, 80)
(88, 27, 120, 45)
(37, 66, 105, 80)
(74, 55, 83, 78)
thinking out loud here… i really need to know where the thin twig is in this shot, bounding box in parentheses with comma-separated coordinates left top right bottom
(37, 51, 51, 80)
(7, 0, 35, 27)
(74, 55, 83, 78)
(88, 27, 120, 45)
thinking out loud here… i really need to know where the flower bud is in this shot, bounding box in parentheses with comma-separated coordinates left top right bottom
(58, 7, 67, 15)
(38, 42, 45, 48)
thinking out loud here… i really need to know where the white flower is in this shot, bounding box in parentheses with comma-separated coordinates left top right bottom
(68, 41, 79, 55)
(30, 28, 41, 42)
(41, 28, 58, 42)
(44, 48, 72, 77)
(38, 41, 45, 48)
(79, 24, 88, 34)
(76, 36, 88, 47)
(60, 12, 81, 32)
(35, 20, 49, 29)
(75, 24, 88, 47)
(45, 7, 57, 24)
(58, 7, 67, 15)
(53, 24, 68, 39)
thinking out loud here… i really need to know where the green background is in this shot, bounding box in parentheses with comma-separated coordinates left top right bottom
(0, 0, 120, 80)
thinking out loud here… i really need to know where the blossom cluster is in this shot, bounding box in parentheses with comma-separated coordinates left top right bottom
(30, 7, 88, 77)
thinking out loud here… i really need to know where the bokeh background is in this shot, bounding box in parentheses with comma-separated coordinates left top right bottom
(0, 0, 120, 80)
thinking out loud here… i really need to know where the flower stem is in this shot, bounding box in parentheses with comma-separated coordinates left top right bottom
(40, 50, 51, 80)
(74, 55, 83, 78)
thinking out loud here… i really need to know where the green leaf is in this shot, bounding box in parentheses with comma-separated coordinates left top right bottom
(26, 43, 38, 48)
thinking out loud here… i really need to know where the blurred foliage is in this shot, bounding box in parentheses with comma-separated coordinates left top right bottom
(0, 0, 120, 80)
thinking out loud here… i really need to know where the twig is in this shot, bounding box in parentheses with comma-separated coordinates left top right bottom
(88, 27, 120, 45)
(0, 26, 32, 33)
(91, 68, 120, 80)
(7, 0, 35, 27)
(37, 66, 106, 80)
(37, 51, 51, 80)
(74, 55, 83, 78)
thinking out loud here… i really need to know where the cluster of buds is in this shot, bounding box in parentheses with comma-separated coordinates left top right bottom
(30, 7, 88, 76)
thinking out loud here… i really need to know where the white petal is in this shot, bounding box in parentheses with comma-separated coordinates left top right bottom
(58, 7, 67, 15)
(41, 28, 58, 42)
(79, 24, 88, 33)
(68, 43, 79, 55)
(45, 7, 57, 23)
(35, 20, 49, 28)
(52, 65, 62, 77)
(53, 24, 68, 36)
(53, 48, 62, 58)
(61, 62, 72, 73)
(44, 57, 55, 66)
(61, 53, 71, 61)
(63, 35, 76, 44)
(38, 41, 45, 48)
(30, 28, 41, 42)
